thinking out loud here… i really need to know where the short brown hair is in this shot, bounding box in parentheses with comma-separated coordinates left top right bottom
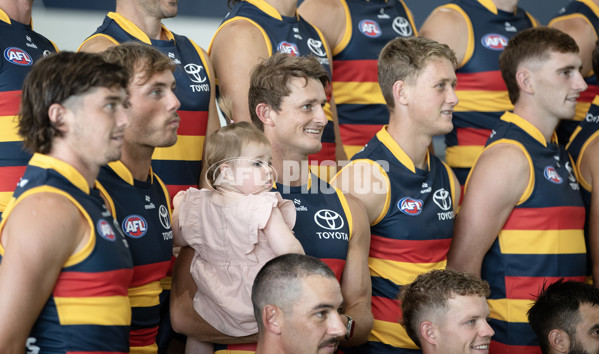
(378, 37, 457, 112)
(500, 26, 579, 104)
(102, 42, 175, 85)
(18, 51, 129, 154)
(399, 269, 490, 347)
(248, 53, 330, 131)
(204, 121, 271, 186)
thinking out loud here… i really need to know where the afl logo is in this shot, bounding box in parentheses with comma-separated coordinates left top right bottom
(314, 209, 344, 230)
(97, 219, 117, 242)
(398, 197, 423, 216)
(4, 47, 33, 66)
(544, 166, 563, 184)
(278, 41, 300, 57)
(359, 20, 382, 38)
(122, 215, 148, 238)
(482, 34, 508, 51)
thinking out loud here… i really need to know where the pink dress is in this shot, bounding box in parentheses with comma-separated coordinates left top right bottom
(174, 188, 296, 336)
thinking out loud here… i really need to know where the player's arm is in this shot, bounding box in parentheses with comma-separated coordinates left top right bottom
(170, 246, 258, 343)
(0, 193, 88, 350)
(199, 47, 221, 188)
(209, 20, 270, 123)
(77, 35, 118, 53)
(419, 6, 469, 66)
(331, 160, 389, 225)
(447, 143, 529, 276)
(450, 168, 461, 210)
(550, 16, 597, 78)
(579, 137, 599, 286)
(298, 0, 346, 55)
(263, 207, 304, 255)
(340, 194, 373, 346)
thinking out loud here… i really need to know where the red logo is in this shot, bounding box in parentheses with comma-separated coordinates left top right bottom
(544, 166, 563, 184)
(278, 41, 299, 57)
(359, 20, 382, 38)
(97, 219, 117, 241)
(481, 34, 508, 51)
(122, 215, 148, 238)
(398, 197, 423, 216)
(4, 47, 33, 66)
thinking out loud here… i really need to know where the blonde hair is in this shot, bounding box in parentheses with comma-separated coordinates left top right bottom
(204, 121, 271, 187)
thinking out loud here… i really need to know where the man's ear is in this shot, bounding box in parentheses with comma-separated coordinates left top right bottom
(516, 68, 534, 96)
(548, 329, 570, 353)
(255, 103, 274, 127)
(48, 103, 68, 133)
(420, 321, 437, 345)
(263, 304, 283, 335)
(392, 80, 409, 106)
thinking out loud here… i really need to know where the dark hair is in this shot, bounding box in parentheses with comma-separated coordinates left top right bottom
(18, 51, 129, 153)
(528, 280, 599, 354)
(248, 53, 330, 131)
(399, 269, 490, 347)
(251, 254, 336, 332)
(102, 42, 175, 85)
(227, 0, 241, 8)
(378, 37, 457, 112)
(500, 26, 579, 104)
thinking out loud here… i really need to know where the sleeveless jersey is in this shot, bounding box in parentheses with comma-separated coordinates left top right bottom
(80, 12, 212, 201)
(0, 9, 57, 219)
(549, 0, 599, 144)
(209, 0, 337, 167)
(441, 0, 537, 184)
(343, 127, 457, 354)
(213, 173, 352, 354)
(0, 154, 133, 353)
(332, 0, 417, 159)
(479, 112, 586, 354)
(97, 161, 174, 354)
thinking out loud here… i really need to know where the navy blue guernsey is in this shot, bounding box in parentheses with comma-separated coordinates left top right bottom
(81, 12, 212, 202)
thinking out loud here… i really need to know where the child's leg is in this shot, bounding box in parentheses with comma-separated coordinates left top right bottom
(185, 337, 214, 354)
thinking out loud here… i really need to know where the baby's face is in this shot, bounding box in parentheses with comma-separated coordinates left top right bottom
(229, 142, 274, 195)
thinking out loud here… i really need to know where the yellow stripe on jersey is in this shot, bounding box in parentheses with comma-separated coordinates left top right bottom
(445, 145, 483, 168)
(369, 258, 447, 286)
(160, 275, 172, 291)
(333, 82, 385, 105)
(55, 295, 131, 326)
(455, 90, 512, 112)
(130, 344, 158, 354)
(370, 320, 419, 349)
(487, 298, 534, 323)
(152, 135, 205, 161)
(128, 281, 162, 308)
(498, 229, 586, 255)
(575, 101, 592, 122)
(0, 115, 20, 142)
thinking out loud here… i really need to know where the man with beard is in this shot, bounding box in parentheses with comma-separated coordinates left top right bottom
(528, 280, 599, 354)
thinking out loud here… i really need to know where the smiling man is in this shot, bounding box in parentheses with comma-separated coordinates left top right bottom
(400, 269, 494, 354)
(528, 280, 599, 354)
(252, 254, 347, 354)
(448, 27, 589, 353)
(331, 36, 461, 353)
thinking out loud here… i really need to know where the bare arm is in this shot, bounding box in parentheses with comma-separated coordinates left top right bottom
(450, 168, 461, 210)
(77, 35, 118, 53)
(550, 16, 597, 78)
(0, 193, 88, 351)
(447, 144, 529, 276)
(579, 137, 599, 286)
(331, 161, 389, 225)
(263, 207, 304, 255)
(210, 20, 270, 123)
(170, 246, 258, 343)
(298, 0, 346, 54)
(340, 194, 373, 346)
(419, 7, 469, 67)
(200, 47, 221, 188)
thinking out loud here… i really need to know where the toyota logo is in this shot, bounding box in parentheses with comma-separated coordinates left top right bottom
(184, 63, 207, 83)
(432, 188, 452, 211)
(392, 16, 413, 37)
(159, 205, 171, 229)
(307, 38, 326, 57)
(314, 209, 344, 230)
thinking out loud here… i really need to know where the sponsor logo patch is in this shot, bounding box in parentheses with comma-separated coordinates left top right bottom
(481, 34, 508, 51)
(398, 197, 423, 216)
(392, 17, 413, 37)
(359, 20, 382, 38)
(278, 41, 300, 56)
(122, 215, 148, 238)
(544, 166, 563, 184)
(314, 209, 344, 230)
(4, 47, 32, 66)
